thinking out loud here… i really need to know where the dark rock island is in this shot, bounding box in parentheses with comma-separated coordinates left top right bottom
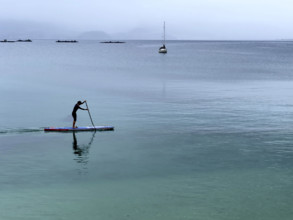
(100, 41, 125, 44)
(0, 39, 15, 43)
(56, 40, 78, 43)
(17, 39, 32, 42)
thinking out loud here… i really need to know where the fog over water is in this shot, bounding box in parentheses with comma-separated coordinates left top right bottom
(1, 0, 293, 40)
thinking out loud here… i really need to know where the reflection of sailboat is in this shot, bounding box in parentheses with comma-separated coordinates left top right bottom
(159, 22, 167, 54)
(72, 131, 96, 167)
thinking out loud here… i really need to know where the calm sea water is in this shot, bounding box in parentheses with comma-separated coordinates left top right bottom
(1, 40, 293, 219)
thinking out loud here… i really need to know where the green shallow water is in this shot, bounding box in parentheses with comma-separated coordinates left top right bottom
(1, 128, 293, 219)
(1, 130, 293, 220)
(2, 170, 293, 220)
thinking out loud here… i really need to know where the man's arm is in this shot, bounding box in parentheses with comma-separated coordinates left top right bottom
(78, 106, 88, 110)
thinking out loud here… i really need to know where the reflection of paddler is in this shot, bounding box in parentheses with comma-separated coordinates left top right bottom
(72, 132, 82, 155)
(72, 100, 88, 128)
(72, 131, 96, 157)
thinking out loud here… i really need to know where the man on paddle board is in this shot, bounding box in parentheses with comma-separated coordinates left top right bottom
(72, 100, 88, 128)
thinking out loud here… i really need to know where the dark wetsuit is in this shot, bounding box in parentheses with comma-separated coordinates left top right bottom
(72, 104, 82, 121)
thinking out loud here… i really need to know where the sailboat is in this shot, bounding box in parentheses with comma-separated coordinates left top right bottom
(159, 22, 167, 54)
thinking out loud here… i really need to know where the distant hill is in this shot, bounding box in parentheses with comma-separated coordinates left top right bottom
(0, 20, 76, 39)
(77, 31, 111, 40)
(112, 27, 177, 40)
(0, 20, 177, 40)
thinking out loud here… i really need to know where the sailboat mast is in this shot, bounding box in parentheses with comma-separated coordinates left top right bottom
(163, 21, 166, 45)
(158, 21, 167, 53)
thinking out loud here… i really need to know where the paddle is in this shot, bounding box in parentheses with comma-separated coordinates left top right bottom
(85, 101, 96, 130)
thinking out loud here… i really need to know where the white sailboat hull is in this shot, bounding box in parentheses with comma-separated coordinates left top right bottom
(159, 48, 167, 53)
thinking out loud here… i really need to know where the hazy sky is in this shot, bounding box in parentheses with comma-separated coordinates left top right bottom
(1, 0, 293, 39)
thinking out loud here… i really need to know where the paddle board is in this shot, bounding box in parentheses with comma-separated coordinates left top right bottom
(44, 126, 114, 132)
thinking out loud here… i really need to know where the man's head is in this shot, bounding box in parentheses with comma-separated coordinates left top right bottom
(77, 101, 82, 105)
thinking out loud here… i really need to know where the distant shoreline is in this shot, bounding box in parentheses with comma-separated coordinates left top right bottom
(1, 39, 293, 43)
